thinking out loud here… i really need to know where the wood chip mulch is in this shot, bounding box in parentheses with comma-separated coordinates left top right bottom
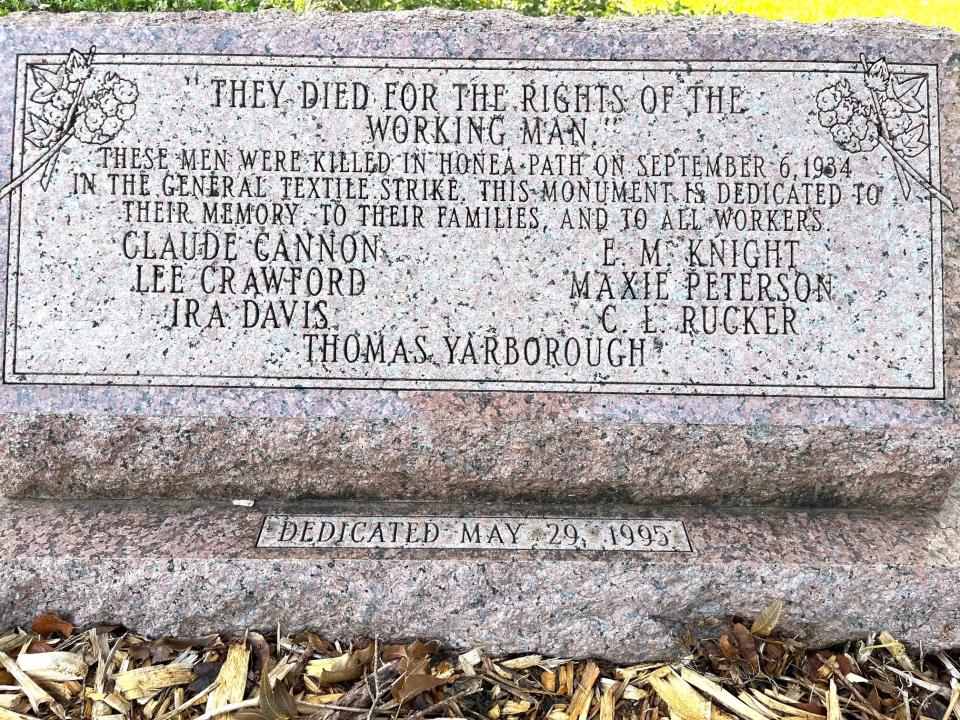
(2, 602, 959, 720)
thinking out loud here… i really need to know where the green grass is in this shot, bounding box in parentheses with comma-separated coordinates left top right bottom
(0, 0, 667, 15)
(0, 0, 707, 17)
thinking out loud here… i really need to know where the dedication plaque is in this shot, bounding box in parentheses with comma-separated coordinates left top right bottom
(2, 53, 947, 397)
(258, 514, 693, 552)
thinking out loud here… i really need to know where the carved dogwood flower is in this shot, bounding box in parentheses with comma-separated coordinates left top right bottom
(816, 55, 953, 211)
(0, 47, 139, 199)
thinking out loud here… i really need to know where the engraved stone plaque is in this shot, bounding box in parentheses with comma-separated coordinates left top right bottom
(258, 514, 693, 551)
(1, 14, 958, 510)
(2, 54, 947, 397)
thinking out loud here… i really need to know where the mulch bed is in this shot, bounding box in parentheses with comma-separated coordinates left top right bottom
(2, 602, 958, 720)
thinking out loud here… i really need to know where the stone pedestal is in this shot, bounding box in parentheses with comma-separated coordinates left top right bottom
(3, 492, 959, 661)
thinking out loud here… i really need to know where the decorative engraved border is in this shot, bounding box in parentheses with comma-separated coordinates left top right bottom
(2, 55, 947, 399)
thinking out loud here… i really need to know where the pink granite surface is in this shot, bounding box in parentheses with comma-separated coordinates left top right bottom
(0, 12, 957, 508)
(2, 491, 960, 659)
(2, 413, 956, 507)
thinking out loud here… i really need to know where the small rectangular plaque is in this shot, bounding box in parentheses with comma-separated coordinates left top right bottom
(2, 54, 946, 397)
(258, 514, 693, 552)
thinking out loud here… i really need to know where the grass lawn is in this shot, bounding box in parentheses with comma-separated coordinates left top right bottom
(0, 0, 957, 29)
(0, 0, 659, 16)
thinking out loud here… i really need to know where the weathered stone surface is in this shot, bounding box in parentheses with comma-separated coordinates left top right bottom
(3, 490, 960, 660)
(1, 414, 956, 507)
(0, 11, 958, 508)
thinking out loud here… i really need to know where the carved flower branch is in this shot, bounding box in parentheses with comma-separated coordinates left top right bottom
(817, 55, 954, 211)
(0, 47, 140, 199)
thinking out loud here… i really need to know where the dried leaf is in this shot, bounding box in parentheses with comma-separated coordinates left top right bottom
(391, 673, 448, 704)
(30, 616, 72, 639)
(234, 709, 267, 720)
(718, 634, 739, 663)
(187, 661, 223, 694)
(730, 624, 759, 671)
(257, 668, 297, 720)
(306, 646, 374, 686)
(248, 633, 271, 682)
(129, 637, 209, 664)
(382, 641, 438, 674)
(750, 600, 784, 637)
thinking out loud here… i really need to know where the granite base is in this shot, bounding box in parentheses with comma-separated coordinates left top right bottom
(2, 492, 959, 660)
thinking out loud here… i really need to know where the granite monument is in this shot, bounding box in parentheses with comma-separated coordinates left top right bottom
(0, 11, 958, 659)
